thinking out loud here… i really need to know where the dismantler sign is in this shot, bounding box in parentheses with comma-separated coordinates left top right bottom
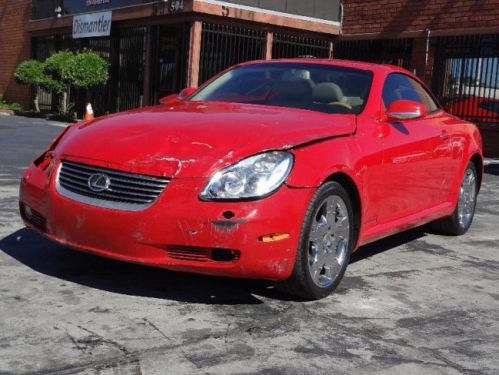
(73, 11, 112, 39)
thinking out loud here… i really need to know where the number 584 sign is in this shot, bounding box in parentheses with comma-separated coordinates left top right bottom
(169, 0, 184, 13)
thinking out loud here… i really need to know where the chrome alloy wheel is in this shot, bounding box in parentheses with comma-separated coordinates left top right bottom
(457, 166, 477, 228)
(308, 195, 350, 288)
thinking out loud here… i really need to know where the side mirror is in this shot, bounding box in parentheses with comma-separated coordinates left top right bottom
(179, 87, 197, 99)
(386, 100, 428, 120)
(158, 94, 178, 105)
(158, 87, 197, 105)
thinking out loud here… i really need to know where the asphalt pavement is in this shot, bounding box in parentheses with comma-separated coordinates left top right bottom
(0, 115, 498, 375)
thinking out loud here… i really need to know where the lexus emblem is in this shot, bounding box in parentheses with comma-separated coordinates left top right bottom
(87, 173, 111, 192)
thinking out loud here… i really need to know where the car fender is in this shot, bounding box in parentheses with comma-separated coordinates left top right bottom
(286, 136, 361, 190)
(448, 123, 484, 205)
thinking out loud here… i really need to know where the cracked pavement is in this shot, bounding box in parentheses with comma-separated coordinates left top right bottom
(0, 115, 498, 374)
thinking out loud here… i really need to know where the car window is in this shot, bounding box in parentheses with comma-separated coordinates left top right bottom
(191, 63, 374, 115)
(410, 78, 439, 113)
(382, 73, 439, 113)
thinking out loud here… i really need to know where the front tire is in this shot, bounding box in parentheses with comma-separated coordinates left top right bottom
(282, 182, 355, 300)
(431, 162, 478, 236)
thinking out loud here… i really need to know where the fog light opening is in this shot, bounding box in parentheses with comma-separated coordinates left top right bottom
(24, 205, 33, 220)
(211, 249, 241, 262)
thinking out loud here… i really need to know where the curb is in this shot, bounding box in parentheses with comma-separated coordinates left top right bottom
(484, 158, 499, 165)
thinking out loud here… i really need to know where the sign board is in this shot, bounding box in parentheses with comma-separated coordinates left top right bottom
(86, 0, 112, 5)
(73, 11, 112, 39)
(62, 0, 150, 15)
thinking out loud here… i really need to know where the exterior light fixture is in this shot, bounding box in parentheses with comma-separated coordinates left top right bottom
(55, 6, 62, 18)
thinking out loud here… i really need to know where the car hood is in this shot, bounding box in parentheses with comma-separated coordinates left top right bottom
(56, 101, 356, 178)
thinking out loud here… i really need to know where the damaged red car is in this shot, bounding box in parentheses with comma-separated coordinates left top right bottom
(19, 60, 483, 299)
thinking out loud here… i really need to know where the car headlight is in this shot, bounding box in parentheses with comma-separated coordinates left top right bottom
(200, 151, 294, 200)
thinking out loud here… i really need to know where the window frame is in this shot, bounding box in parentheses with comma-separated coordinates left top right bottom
(382, 72, 442, 115)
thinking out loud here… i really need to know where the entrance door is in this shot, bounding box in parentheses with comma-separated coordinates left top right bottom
(152, 25, 188, 104)
(117, 27, 146, 112)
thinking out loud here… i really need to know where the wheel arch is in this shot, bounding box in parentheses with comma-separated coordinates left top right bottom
(323, 172, 362, 249)
(470, 153, 483, 192)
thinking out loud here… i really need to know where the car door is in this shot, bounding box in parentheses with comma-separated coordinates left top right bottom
(377, 73, 450, 225)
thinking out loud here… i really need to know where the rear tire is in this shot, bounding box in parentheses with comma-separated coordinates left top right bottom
(281, 182, 355, 300)
(430, 162, 478, 236)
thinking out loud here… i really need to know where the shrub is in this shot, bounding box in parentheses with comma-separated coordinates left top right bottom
(14, 50, 109, 116)
(68, 51, 109, 89)
(0, 97, 22, 112)
(13, 60, 54, 112)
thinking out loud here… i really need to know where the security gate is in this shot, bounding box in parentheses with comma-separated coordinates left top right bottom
(199, 23, 266, 83)
(432, 34, 499, 156)
(33, 27, 146, 116)
(272, 34, 331, 59)
(116, 27, 146, 112)
(334, 38, 413, 69)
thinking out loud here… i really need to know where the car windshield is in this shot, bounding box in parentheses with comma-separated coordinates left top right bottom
(190, 63, 373, 115)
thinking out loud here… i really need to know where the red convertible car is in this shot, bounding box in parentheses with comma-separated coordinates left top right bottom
(19, 60, 483, 299)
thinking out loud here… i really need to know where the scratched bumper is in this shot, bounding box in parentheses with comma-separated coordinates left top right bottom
(19, 161, 314, 281)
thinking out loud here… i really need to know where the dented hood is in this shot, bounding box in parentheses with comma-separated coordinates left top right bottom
(56, 101, 356, 178)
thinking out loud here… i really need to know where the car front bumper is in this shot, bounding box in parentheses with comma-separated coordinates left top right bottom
(19, 160, 314, 281)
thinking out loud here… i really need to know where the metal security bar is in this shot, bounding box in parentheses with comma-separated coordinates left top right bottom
(432, 34, 499, 126)
(272, 34, 331, 59)
(60, 34, 114, 116)
(199, 23, 266, 83)
(116, 27, 146, 112)
(334, 39, 413, 69)
(33, 27, 146, 116)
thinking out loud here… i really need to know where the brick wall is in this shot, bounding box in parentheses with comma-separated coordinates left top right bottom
(0, 0, 32, 108)
(342, 0, 499, 35)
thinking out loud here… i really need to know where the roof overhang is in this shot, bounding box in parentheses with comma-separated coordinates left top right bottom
(27, 0, 341, 35)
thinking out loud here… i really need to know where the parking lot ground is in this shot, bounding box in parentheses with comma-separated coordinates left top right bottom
(0, 115, 498, 375)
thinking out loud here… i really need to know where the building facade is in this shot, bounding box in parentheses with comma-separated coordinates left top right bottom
(336, 0, 499, 156)
(1, 0, 498, 155)
(0, 0, 341, 115)
(0, 0, 32, 107)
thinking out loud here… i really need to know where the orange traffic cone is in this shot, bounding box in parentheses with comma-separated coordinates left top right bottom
(84, 102, 94, 121)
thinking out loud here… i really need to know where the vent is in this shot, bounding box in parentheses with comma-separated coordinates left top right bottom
(166, 246, 241, 263)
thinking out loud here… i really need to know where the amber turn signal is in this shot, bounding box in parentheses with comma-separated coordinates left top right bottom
(259, 233, 291, 243)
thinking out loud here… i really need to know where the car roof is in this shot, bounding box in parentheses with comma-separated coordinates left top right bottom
(238, 58, 410, 75)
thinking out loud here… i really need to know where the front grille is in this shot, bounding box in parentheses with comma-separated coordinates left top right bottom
(56, 161, 170, 211)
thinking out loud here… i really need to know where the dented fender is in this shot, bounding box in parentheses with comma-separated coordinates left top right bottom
(286, 135, 361, 189)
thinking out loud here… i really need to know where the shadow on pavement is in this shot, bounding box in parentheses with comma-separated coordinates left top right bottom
(351, 228, 426, 264)
(1, 227, 426, 303)
(0, 228, 270, 305)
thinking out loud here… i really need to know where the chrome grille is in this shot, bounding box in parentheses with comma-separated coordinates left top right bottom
(56, 161, 170, 211)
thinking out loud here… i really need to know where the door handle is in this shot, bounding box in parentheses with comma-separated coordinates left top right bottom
(440, 130, 450, 141)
